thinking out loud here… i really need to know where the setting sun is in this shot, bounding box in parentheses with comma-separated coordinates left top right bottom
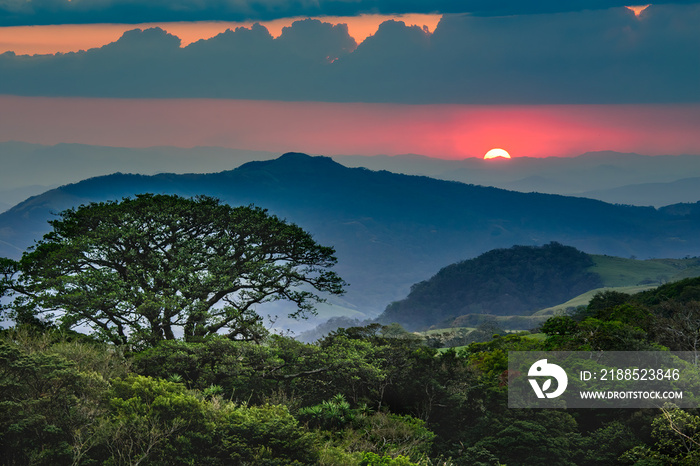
(484, 148, 511, 159)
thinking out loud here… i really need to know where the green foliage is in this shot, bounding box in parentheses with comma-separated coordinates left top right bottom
(634, 277, 700, 306)
(466, 334, 544, 378)
(317, 443, 364, 466)
(133, 335, 384, 407)
(346, 412, 436, 460)
(453, 446, 503, 466)
(212, 402, 320, 465)
(0, 333, 326, 465)
(587, 290, 632, 315)
(620, 407, 700, 465)
(426, 320, 508, 348)
(651, 408, 700, 462)
(134, 328, 452, 415)
(298, 394, 357, 430)
(105, 375, 203, 465)
(0, 338, 111, 465)
(578, 421, 641, 466)
(300, 394, 435, 464)
(102, 375, 321, 465)
(132, 336, 283, 402)
(469, 410, 580, 466)
(8, 274, 700, 466)
(360, 452, 420, 465)
(652, 301, 700, 354)
(0, 194, 344, 347)
(539, 290, 660, 351)
(541, 315, 578, 335)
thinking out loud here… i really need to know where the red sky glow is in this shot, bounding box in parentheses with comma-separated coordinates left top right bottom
(1, 96, 698, 159)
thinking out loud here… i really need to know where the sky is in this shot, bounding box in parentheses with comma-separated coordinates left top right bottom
(0, 1, 699, 161)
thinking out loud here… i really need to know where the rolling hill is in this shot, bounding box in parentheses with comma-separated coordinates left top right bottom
(377, 243, 700, 330)
(1, 153, 700, 328)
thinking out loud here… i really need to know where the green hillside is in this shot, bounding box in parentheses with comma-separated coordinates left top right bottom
(590, 255, 700, 287)
(378, 242, 603, 330)
(378, 244, 700, 331)
(533, 285, 656, 316)
(534, 256, 700, 316)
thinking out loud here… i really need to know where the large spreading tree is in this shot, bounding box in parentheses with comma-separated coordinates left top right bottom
(0, 194, 345, 346)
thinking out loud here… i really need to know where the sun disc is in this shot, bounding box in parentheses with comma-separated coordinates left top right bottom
(484, 148, 511, 159)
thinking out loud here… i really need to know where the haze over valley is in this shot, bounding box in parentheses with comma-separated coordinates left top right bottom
(2, 151, 700, 335)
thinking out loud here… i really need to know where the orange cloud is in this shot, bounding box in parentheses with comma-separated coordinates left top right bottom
(625, 5, 651, 16)
(0, 14, 441, 55)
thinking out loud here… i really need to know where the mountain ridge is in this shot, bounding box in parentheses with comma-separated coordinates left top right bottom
(3, 141, 700, 208)
(334, 151, 700, 204)
(2, 153, 700, 323)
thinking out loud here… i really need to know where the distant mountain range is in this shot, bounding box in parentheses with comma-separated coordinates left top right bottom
(2, 143, 700, 211)
(577, 177, 700, 207)
(336, 151, 700, 207)
(1, 153, 700, 330)
(0, 142, 277, 209)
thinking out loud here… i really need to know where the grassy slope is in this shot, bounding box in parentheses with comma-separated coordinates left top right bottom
(423, 327, 476, 335)
(424, 254, 700, 337)
(434, 331, 546, 352)
(589, 255, 700, 287)
(534, 255, 700, 316)
(533, 285, 656, 316)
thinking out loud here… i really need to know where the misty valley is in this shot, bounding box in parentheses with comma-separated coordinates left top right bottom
(2, 152, 700, 465)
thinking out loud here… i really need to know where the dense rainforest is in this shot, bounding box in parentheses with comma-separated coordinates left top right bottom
(3, 195, 700, 465)
(3, 277, 700, 465)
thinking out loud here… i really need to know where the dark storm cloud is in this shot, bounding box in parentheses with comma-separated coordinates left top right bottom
(0, 5, 698, 104)
(1, 0, 699, 26)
